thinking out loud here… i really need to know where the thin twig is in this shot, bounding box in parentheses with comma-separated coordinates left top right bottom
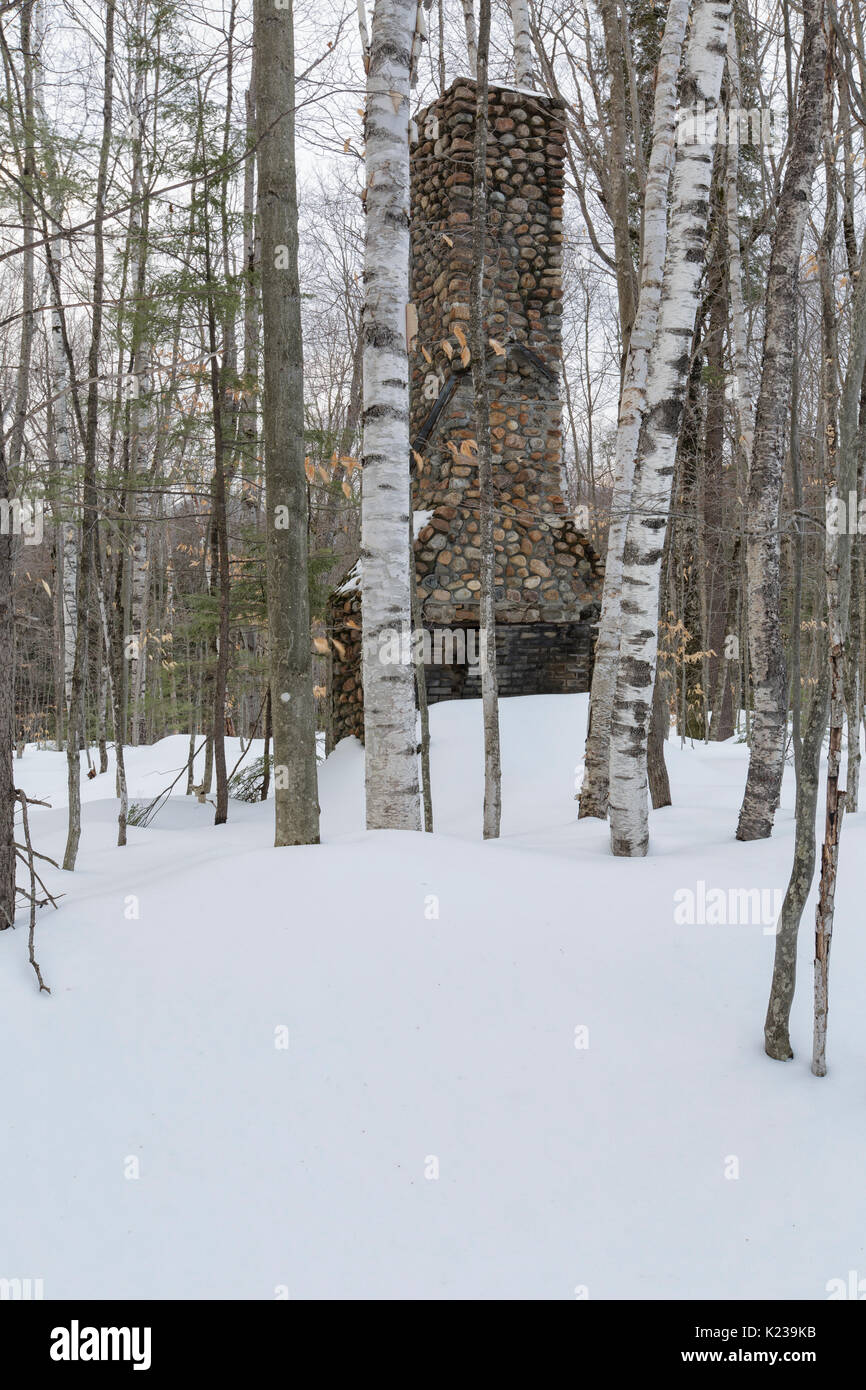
(15, 791, 51, 994)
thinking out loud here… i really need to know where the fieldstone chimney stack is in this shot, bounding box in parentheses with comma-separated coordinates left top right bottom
(409, 79, 597, 626)
(327, 78, 603, 746)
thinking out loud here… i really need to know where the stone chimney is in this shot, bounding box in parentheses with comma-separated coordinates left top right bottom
(327, 78, 603, 745)
(408, 80, 602, 688)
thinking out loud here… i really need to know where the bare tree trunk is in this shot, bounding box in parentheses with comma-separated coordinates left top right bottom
(460, 0, 477, 78)
(0, 398, 15, 928)
(63, 0, 115, 872)
(96, 571, 128, 844)
(725, 23, 755, 469)
(359, 0, 421, 832)
(788, 331, 803, 776)
(261, 685, 272, 802)
(608, 0, 731, 858)
(509, 0, 534, 89)
(8, 1, 36, 479)
(255, 0, 321, 844)
(241, 51, 259, 501)
(579, 0, 690, 819)
(736, 0, 826, 842)
(709, 536, 741, 739)
(599, 0, 637, 370)
(764, 89, 866, 1062)
(436, 0, 446, 90)
(127, 77, 152, 747)
(813, 137, 844, 1075)
(203, 218, 231, 826)
(764, 659, 829, 1060)
(812, 643, 844, 1075)
(647, 665, 671, 809)
(470, 0, 500, 839)
(409, 525, 433, 832)
(45, 203, 79, 727)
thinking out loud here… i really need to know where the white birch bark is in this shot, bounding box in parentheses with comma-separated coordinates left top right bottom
(49, 232, 78, 716)
(509, 0, 534, 89)
(461, 0, 478, 78)
(128, 99, 152, 746)
(360, 0, 421, 831)
(357, 0, 371, 69)
(609, 0, 732, 858)
(725, 23, 754, 468)
(128, 354, 153, 746)
(579, 0, 690, 819)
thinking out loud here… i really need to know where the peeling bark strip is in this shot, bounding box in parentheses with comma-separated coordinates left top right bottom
(579, 0, 690, 821)
(736, 0, 827, 842)
(360, 0, 421, 831)
(608, 0, 732, 859)
(254, 0, 320, 846)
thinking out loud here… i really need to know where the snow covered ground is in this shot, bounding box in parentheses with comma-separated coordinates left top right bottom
(2, 694, 865, 1300)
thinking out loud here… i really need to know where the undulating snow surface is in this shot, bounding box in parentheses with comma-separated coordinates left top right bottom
(3, 694, 865, 1299)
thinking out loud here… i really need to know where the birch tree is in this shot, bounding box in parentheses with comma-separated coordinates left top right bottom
(608, 0, 732, 859)
(127, 81, 154, 747)
(49, 224, 78, 722)
(724, 23, 755, 471)
(579, 0, 691, 820)
(736, 0, 827, 842)
(509, 0, 534, 88)
(255, 0, 321, 846)
(461, 0, 478, 77)
(360, 0, 421, 832)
